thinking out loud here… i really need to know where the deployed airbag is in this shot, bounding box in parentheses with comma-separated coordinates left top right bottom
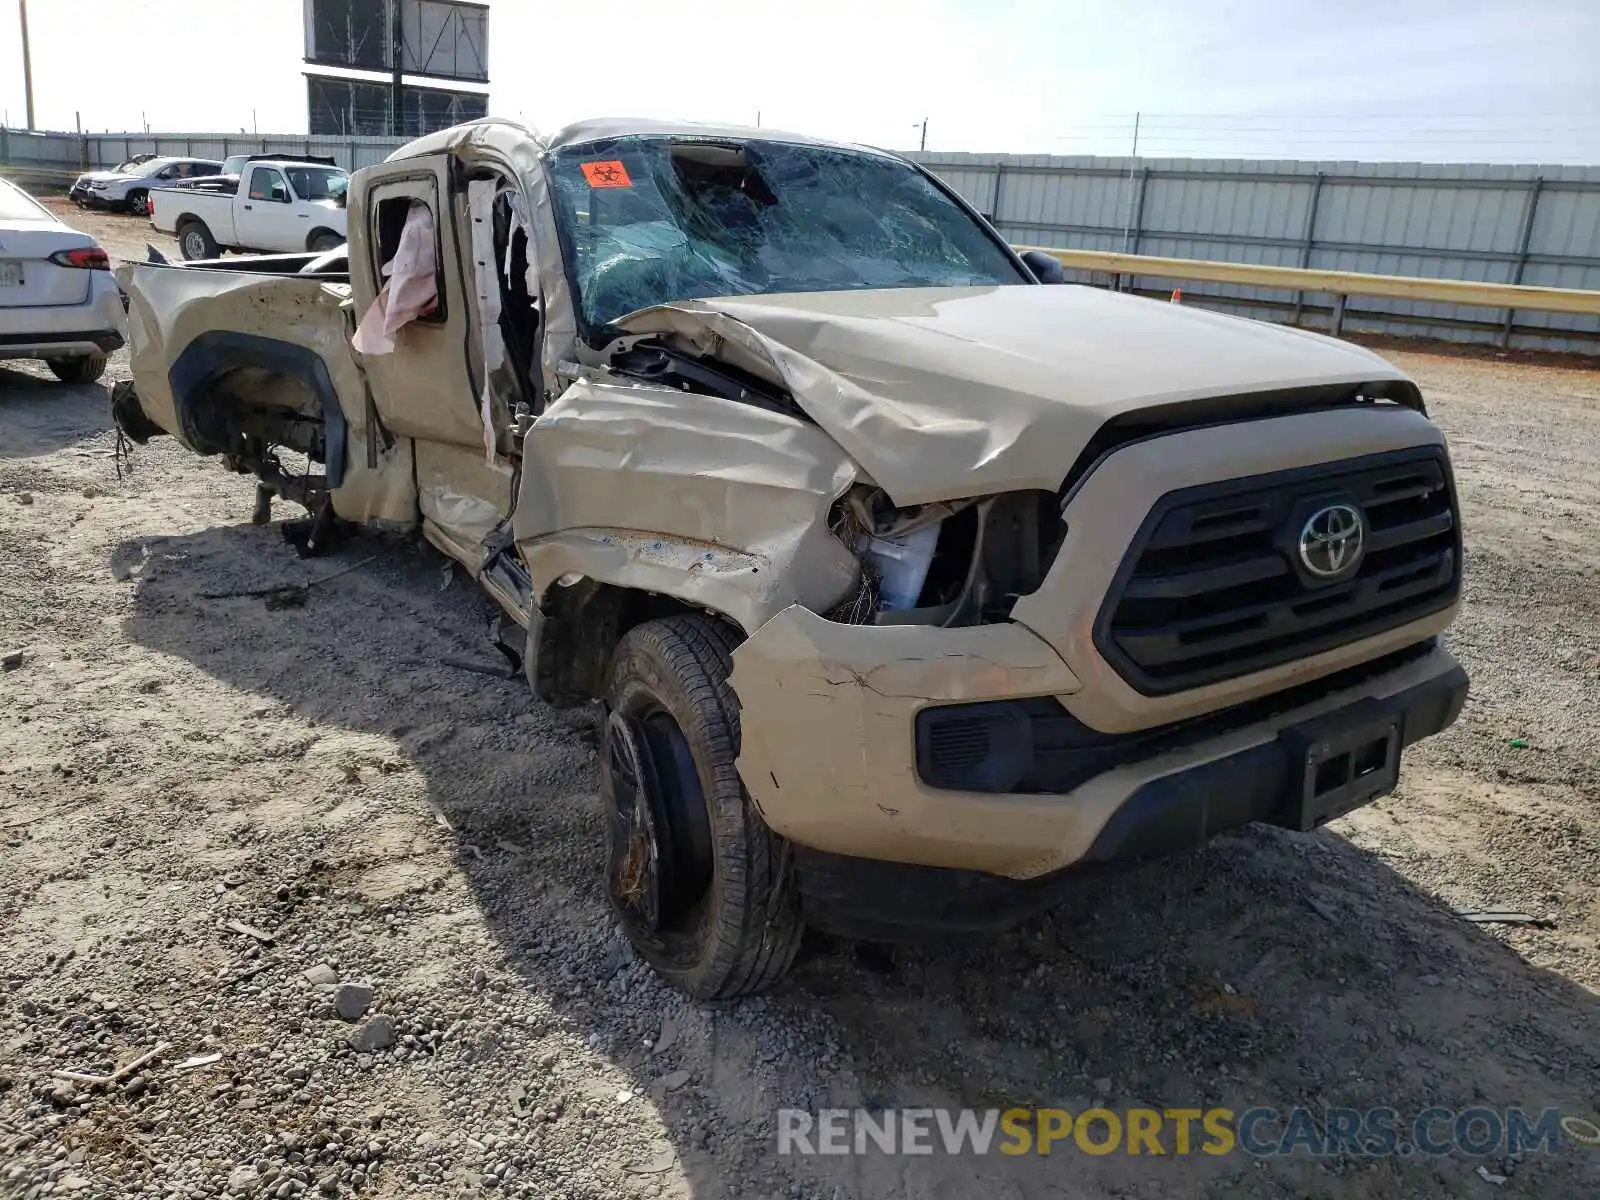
(352, 203, 438, 355)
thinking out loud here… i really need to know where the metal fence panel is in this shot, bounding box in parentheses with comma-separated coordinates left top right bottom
(4, 127, 1598, 351)
(65, 132, 411, 174)
(915, 150, 1600, 352)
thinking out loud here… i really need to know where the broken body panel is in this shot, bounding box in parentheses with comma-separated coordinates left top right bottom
(115, 117, 1467, 947)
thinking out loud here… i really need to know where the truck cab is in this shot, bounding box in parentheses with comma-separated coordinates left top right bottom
(113, 118, 1467, 999)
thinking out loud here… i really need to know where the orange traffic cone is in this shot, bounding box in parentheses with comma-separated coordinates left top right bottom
(1170, 288, 1183, 303)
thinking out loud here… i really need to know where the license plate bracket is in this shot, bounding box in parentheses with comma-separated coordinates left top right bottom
(1278, 705, 1401, 831)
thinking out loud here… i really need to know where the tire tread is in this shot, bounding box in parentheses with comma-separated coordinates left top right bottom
(608, 615, 803, 999)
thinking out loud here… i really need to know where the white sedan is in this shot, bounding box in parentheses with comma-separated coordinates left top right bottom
(0, 179, 124, 384)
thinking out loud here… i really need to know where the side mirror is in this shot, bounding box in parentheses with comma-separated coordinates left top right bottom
(1019, 250, 1067, 284)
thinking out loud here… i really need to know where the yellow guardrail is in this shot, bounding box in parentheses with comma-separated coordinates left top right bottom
(1019, 246, 1600, 319)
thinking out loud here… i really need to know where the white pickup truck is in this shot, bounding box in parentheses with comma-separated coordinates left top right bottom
(149, 161, 349, 261)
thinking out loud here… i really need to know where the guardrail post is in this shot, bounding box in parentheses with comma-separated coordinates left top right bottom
(1329, 293, 1347, 337)
(1292, 172, 1325, 326)
(990, 162, 1006, 231)
(1501, 176, 1545, 349)
(348, 139, 358, 170)
(1, 126, 9, 165)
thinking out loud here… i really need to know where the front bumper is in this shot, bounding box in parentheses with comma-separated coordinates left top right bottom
(792, 649, 1466, 938)
(730, 604, 1466, 884)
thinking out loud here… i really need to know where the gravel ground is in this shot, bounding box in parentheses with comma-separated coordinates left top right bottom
(2, 213, 1599, 1198)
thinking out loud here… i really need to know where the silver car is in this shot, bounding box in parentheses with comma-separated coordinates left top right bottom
(69, 156, 222, 216)
(0, 179, 125, 383)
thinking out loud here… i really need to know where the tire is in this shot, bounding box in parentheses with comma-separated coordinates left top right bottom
(308, 230, 344, 253)
(177, 219, 219, 262)
(602, 615, 803, 999)
(126, 190, 150, 217)
(48, 355, 108, 385)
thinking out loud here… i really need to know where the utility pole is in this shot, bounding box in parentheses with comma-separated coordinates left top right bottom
(916, 117, 928, 152)
(19, 0, 36, 130)
(1119, 111, 1142, 262)
(389, 0, 404, 137)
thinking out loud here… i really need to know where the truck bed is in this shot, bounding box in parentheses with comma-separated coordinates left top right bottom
(158, 248, 350, 281)
(148, 185, 236, 239)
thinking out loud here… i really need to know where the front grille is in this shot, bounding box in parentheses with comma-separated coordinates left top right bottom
(1096, 447, 1461, 695)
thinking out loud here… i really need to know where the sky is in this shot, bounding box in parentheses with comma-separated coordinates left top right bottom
(2, 0, 1599, 162)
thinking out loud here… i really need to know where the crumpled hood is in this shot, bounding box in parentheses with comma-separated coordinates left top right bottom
(616, 284, 1414, 505)
(81, 170, 139, 185)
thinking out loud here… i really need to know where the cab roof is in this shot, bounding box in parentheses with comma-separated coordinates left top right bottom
(386, 116, 899, 165)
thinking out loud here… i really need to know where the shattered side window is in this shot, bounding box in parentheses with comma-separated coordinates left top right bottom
(547, 136, 1027, 327)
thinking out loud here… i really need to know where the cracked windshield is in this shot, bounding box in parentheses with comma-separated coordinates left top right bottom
(548, 136, 1027, 325)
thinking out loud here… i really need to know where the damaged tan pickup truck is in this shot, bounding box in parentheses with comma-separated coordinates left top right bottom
(114, 118, 1469, 998)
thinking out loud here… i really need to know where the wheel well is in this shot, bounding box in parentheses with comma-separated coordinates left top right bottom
(525, 580, 739, 708)
(306, 227, 341, 250)
(166, 332, 349, 489)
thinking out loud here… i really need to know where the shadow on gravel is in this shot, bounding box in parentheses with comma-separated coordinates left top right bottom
(0, 366, 113, 460)
(113, 522, 1600, 1200)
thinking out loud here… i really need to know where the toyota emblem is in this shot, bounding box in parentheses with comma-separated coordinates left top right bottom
(1298, 503, 1366, 580)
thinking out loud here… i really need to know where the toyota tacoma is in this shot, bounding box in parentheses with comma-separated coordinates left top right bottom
(111, 117, 1468, 998)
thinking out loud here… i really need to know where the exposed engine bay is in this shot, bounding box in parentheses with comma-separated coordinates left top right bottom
(829, 485, 1064, 627)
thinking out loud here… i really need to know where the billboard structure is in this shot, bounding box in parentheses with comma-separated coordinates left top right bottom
(308, 76, 488, 138)
(304, 0, 488, 137)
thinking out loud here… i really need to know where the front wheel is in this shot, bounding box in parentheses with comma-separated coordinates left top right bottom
(177, 219, 219, 262)
(48, 355, 108, 385)
(602, 615, 803, 999)
(308, 230, 344, 253)
(126, 190, 150, 216)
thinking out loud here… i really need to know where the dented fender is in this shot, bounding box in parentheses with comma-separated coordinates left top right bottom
(514, 377, 860, 633)
(117, 262, 360, 453)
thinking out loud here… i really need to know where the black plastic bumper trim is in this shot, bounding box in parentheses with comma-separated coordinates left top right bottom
(0, 330, 123, 353)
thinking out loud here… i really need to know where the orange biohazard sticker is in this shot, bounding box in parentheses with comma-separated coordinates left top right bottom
(581, 160, 632, 188)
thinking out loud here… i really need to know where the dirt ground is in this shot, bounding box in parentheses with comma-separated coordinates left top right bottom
(2, 207, 1600, 1200)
